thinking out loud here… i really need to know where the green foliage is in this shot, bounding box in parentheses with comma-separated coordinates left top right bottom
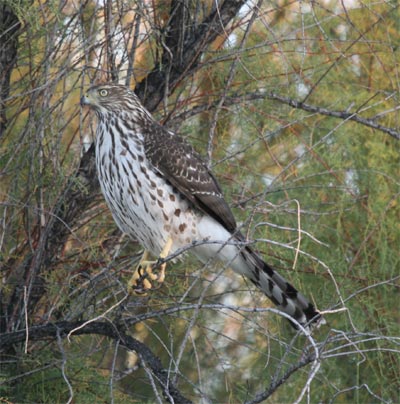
(2, 341, 125, 403)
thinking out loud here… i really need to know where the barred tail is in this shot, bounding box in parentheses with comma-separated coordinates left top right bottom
(194, 217, 323, 332)
(237, 247, 323, 332)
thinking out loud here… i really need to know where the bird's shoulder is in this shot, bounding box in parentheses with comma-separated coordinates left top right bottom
(144, 125, 211, 184)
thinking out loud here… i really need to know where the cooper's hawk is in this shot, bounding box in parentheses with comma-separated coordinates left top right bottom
(81, 83, 323, 332)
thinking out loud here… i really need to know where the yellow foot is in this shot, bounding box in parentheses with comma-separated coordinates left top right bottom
(128, 238, 173, 295)
(128, 258, 166, 295)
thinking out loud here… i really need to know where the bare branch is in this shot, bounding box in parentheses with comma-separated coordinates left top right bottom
(170, 91, 400, 140)
(0, 321, 192, 404)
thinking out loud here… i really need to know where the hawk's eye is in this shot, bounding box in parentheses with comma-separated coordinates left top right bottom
(99, 89, 108, 97)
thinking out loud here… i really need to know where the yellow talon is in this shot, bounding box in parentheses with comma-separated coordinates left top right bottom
(128, 238, 173, 295)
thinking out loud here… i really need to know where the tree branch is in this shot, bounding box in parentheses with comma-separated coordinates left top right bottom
(136, 0, 246, 111)
(244, 354, 316, 404)
(0, 320, 192, 404)
(267, 92, 400, 141)
(170, 91, 400, 141)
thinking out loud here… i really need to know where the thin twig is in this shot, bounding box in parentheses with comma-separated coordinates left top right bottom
(67, 295, 127, 341)
(56, 329, 74, 404)
(23, 286, 29, 354)
(171, 91, 400, 140)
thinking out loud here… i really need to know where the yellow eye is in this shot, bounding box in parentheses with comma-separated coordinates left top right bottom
(99, 89, 108, 97)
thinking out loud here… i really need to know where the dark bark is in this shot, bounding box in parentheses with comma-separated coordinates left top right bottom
(0, 320, 192, 404)
(0, 4, 20, 137)
(136, 0, 246, 111)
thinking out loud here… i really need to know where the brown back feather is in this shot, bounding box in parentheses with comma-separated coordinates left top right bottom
(143, 122, 237, 233)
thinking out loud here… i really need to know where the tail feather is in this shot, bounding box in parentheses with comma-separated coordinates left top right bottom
(239, 247, 323, 332)
(194, 217, 323, 332)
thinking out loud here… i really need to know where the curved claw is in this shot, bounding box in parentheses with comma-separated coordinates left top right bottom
(128, 258, 167, 295)
(127, 238, 172, 295)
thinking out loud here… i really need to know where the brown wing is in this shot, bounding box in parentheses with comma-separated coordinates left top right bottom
(143, 123, 237, 233)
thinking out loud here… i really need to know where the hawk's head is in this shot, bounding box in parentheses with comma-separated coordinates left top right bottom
(81, 83, 144, 118)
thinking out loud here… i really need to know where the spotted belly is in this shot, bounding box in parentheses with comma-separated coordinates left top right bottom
(98, 149, 199, 258)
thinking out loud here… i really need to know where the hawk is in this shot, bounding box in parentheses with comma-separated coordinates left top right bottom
(81, 83, 322, 332)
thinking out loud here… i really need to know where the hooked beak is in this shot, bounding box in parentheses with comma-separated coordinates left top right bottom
(80, 95, 91, 107)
